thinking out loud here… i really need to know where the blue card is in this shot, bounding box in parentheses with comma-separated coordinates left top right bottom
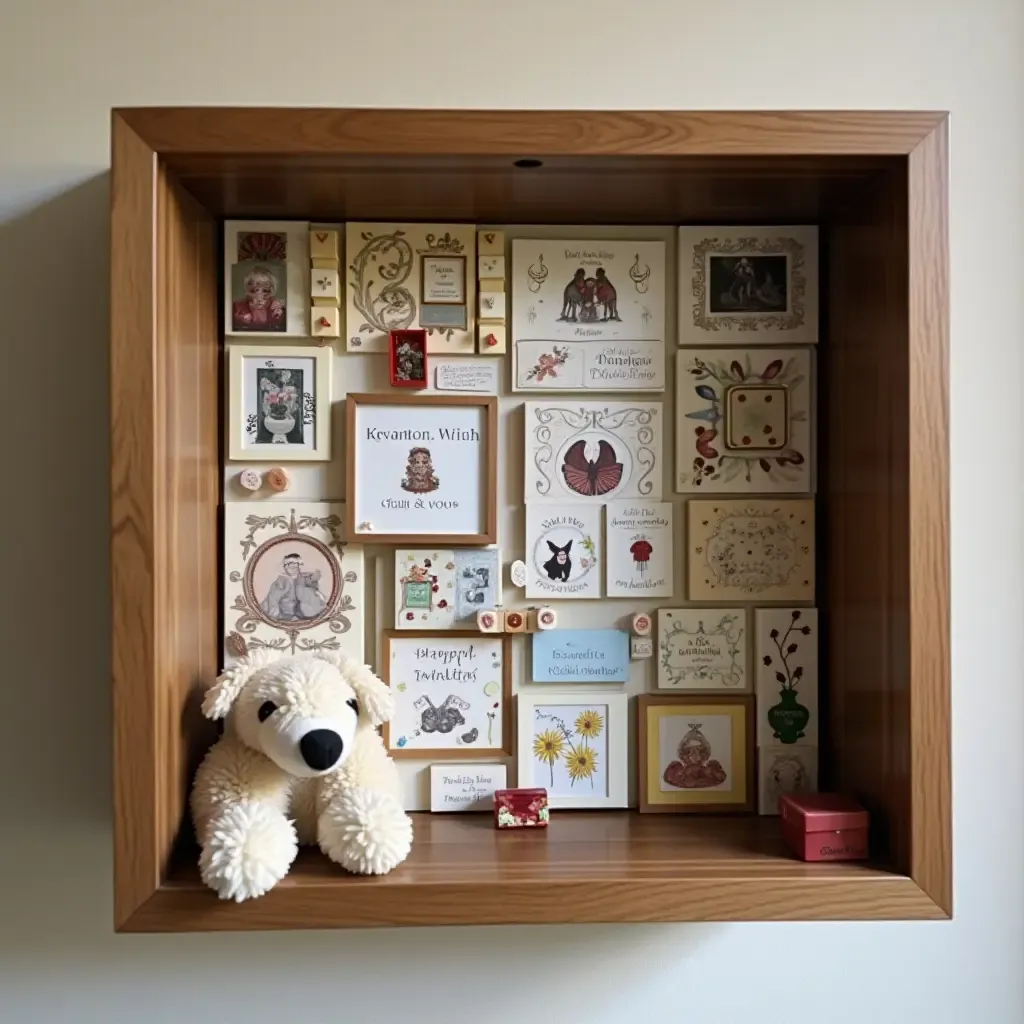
(531, 629, 630, 683)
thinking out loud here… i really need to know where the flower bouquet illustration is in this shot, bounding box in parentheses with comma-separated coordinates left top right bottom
(533, 708, 603, 789)
(253, 367, 311, 445)
(762, 609, 812, 743)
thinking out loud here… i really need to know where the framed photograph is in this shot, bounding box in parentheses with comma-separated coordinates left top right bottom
(517, 693, 628, 809)
(224, 220, 310, 337)
(222, 502, 364, 667)
(345, 393, 498, 545)
(381, 631, 512, 758)
(389, 329, 428, 389)
(657, 608, 748, 691)
(227, 345, 331, 462)
(638, 694, 755, 813)
(678, 225, 818, 345)
(394, 547, 501, 629)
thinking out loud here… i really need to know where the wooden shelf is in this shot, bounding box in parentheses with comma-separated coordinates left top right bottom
(121, 813, 943, 931)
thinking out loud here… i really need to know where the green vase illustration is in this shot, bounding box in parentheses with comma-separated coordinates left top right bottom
(767, 688, 809, 743)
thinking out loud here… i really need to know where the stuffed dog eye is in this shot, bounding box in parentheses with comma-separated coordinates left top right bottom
(346, 697, 359, 716)
(258, 701, 278, 723)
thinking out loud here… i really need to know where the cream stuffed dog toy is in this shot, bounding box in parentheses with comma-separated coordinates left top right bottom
(191, 649, 412, 902)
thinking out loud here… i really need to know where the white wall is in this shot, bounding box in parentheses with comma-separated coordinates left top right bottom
(1, 1, 1021, 1021)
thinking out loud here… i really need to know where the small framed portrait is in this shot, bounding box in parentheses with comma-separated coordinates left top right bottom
(638, 694, 755, 813)
(227, 345, 332, 461)
(345, 393, 498, 545)
(389, 329, 428, 389)
(382, 631, 512, 758)
(678, 226, 818, 345)
(516, 693, 628, 809)
(223, 220, 310, 337)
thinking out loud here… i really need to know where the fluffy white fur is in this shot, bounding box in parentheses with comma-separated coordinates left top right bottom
(191, 650, 412, 902)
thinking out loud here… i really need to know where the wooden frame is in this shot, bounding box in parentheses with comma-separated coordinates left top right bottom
(381, 630, 512, 758)
(637, 694, 756, 814)
(111, 108, 949, 931)
(344, 392, 498, 545)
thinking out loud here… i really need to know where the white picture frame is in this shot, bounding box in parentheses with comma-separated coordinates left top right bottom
(517, 693, 628, 809)
(227, 345, 332, 461)
(223, 220, 310, 337)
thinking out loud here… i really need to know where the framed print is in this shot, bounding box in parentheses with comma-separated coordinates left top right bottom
(638, 694, 755, 813)
(394, 547, 501, 629)
(389, 329, 428, 389)
(656, 608, 748, 691)
(687, 499, 815, 602)
(605, 500, 673, 598)
(382, 631, 512, 758)
(224, 220, 310, 337)
(676, 349, 814, 494)
(525, 401, 663, 502)
(345, 223, 476, 353)
(511, 237, 666, 392)
(525, 503, 602, 600)
(759, 744, 818, 815)
(345, 393, 498, 545)
(678, 225, 818, 345)
(517, 693, 628, 809)
(227, 345, 331, 461)
(755, 608, 819, 746)
(222, 502, 364, 667)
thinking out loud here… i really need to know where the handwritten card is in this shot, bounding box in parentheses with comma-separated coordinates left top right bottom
(531, 629, 630, 683)
(430, 764, 507, 812)
(434, 361, 499, 393)
(605, 500, 673, 597)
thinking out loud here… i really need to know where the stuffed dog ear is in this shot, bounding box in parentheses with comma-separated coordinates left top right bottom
(202, 648, 283, 720)
(315, 652, 395, 727)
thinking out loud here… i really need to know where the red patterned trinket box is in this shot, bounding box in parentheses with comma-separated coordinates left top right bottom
(494, 788, 549, 828)
(780, 792, 869, 861)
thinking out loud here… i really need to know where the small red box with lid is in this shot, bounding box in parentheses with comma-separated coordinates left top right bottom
(780, 793, 869, 862)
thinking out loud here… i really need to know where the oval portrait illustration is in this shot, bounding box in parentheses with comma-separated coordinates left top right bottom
(244, 534, 340, 629)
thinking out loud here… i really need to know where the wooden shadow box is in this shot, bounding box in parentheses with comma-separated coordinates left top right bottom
(110, 108, 950, 931)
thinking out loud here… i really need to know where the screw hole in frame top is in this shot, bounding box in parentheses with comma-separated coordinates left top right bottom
(513, 158, 544, 169)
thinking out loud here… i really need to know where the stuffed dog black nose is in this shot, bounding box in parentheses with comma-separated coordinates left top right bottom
(299, 729, 343, 771)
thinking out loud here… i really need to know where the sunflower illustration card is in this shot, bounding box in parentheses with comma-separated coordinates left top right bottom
(517, 694, 628, 809)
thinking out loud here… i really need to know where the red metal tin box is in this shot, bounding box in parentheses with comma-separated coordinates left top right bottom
(780, 793, 869, 861)
(494, 788, 549, 829)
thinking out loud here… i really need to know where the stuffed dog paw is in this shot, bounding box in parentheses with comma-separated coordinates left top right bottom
(191, 649, 412, 902)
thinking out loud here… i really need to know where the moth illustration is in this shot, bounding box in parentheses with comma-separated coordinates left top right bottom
(543, 540, 573, 581)
(414, 694, 470, 734)
(460, 727, 479, 744)
(561, 439, 623, 497)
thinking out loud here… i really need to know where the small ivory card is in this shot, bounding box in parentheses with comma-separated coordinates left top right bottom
(531, 629, 630, 683)
(430, 764, 508, 812)
(434, 361, 499, 393)
(605, 500, 674, 597)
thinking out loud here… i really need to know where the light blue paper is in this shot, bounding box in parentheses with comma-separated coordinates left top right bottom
(531, 629, 630, 683)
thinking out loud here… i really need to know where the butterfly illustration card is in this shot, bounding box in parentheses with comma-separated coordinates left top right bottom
(526, 504, 602, 600)
(394, 548, 501, 629)
(525, 401, 663, 502)
(605, 501, 674, 598)
(382, 632, 512, 758)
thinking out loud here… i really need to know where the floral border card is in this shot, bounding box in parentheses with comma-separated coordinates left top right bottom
(525, 503, 601, 600)
(223, 502, 363, 666)
(514, 339, 665, 392)
(759, 744, 818, 816)
(638, 694, 755, 813)
(525, 401, 663, 502)
(687, 499, 815, 602)
(656, 608, 748, 691)
(345, 223, 476, 354)
(755, 608, 819, 746)
(676, 349, 813, 493)
(223, 220, 310, 338)
(517, 693, 629, 809)
(394, 548, 501, 629)
(678, 226, 818, 345)
(382, 631, 512, 758)
(605, 500, 673, 598)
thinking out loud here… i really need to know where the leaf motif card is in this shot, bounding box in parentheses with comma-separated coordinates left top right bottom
(676, 349, 813, 493)
(678, 225, 818, 345)
(605, 501, 674, 598)
(525, 400, 663, 502)
(755, 608, 819, 746)
(223, 502, 364, 665)
(345, 223, 476, 354)
(687, 499, 815, 602)
(656, 608, 748, 690)
(394, 548, 501, 629)
(759, 744, 818, 816)
(525, 504, 602, 600)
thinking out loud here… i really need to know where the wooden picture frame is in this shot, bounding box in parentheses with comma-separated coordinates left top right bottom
(345, 392, 498, 545)
(381, 630, 512, 758)
(638, 694, 755, 813)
